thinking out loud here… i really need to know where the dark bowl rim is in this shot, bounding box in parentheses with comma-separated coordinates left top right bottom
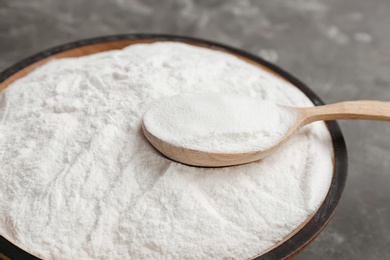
(0, 33, 348, 260)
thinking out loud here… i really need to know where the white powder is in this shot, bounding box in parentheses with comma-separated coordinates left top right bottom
(143, 92, 296, 153)
(0, 42, 333, 259)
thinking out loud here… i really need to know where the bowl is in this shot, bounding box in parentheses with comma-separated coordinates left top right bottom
(0, 34, 347, 260)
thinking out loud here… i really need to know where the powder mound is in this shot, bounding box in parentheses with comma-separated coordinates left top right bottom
(143, 92, 296, 153)
(0, 42, 333, 260)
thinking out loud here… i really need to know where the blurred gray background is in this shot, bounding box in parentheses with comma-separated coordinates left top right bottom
(1, 0, 389, 259)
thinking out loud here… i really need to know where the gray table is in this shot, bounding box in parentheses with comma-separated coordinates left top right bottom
(1, 0, 389, 259)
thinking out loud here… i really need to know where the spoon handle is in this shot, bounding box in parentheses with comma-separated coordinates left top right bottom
(301, 100, 390, 124)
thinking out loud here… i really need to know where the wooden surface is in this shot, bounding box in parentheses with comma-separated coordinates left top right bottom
(0, 35, 347, 260)
(0, 253, 11, 260)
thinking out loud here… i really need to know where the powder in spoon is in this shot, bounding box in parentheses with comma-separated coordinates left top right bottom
(0, 42, 333, 259)
(143, 92, 297, 153)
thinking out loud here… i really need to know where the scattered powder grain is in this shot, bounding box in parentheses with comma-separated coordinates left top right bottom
(0, 42, 333, 259)
(143, 92, 297, 153)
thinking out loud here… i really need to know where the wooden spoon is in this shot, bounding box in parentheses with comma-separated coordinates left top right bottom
(142, 100, 390, 167)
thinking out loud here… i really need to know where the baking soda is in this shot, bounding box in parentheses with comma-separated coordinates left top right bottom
(143, 92, 296, 153)
(0, 42, 333, 259)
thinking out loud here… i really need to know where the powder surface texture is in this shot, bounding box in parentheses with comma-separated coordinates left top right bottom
(143, 93, 296, 153)
(0, 42, 333, 259)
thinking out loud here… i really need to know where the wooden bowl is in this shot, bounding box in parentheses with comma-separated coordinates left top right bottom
(0, 34, 348, 260)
